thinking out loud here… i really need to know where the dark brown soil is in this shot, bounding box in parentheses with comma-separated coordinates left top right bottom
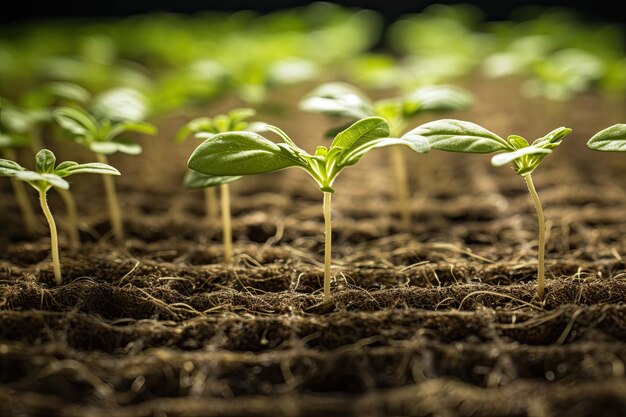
(1, 79, 626, 417)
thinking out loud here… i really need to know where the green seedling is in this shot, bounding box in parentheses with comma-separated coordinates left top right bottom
(411, 119, 572, 298)
(0, 149, 119, 284)
(187, 116, 429, 302)
(178, 108, 267, 263)
(53, 93, 156, 242)
(5, 83, 94, 247)
(300, 82, 471, 227)
(587, 124, 626, 152)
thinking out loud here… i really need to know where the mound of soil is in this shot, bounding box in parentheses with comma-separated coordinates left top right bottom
(1, 80, 625, 416)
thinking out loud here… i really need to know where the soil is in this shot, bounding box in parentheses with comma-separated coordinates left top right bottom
(1, 78, 626, 417)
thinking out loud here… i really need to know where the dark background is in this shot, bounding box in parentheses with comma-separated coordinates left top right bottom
(1, 0, 625, 25)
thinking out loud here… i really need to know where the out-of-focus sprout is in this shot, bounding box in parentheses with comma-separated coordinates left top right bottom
(388, 4, 489, 86)
(53, 88, 157, 243)
(521, 49, 604, 102)
(37, 35, 151, 93)
(178, 108, 270, 263)
(300, 82, 472, 227)
(0, 99, 47, 235)
(0, 149, 119, 285)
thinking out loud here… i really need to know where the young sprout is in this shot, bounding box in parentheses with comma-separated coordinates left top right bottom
(300, 82, 471, 227)
(53, 90, 156, 242)
(587, 124, 626, 152)
(187, 117, 429, 302)
(177, 108, 267, 262)
(0, 149, 119, 285)
(411, 119, 572, 298)
(2, 84, 93, 247)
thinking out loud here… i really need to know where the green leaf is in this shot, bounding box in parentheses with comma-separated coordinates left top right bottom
(92, 88, 149, 122)
(491, 147, 552, 167)
(45, 82, 91, 103)
(188, 131, 305, 176)
(331, 116, 390, 151)
(14, 171, 70, 190)
(508, 135, 529, 149)
(258, 123, 302, 150)
(183, 170, 241, 189)
(53, 107, 98, 136)
(90, 139, 142, 155)
(228, 108, 256, 123)
(105, 121, 157, 142)
(338, 134, 429, 167)
(299, 82, 374, 119)
(35, 149, 56, 174)
(404, 85, 473, 115)
(0, 159, 25, 176)
(587, 124, 626, 152)
(532, 127, 572, 148)
(55, 162, 120, 177)
(408, 119, 512, 153)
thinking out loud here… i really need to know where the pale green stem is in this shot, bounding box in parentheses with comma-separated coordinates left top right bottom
(221, 184, 233, 263)
(57, 188, 80, 249)
(523, 173, 546, 299)
(95, 153, 124, 242)
(323, 191, 332, 302)
(390, 146, 411, 228)
(204, 187, 218, 224)
(389, 123, 411, 228)
(39, 188, 62, 285)
(3, 149, 39, 235)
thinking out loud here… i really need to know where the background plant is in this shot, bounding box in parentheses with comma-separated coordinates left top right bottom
(0, 98, 48, 235)
(53, 90, 156, 242)
(178, 108, 269, 263)
(410, 119, 571, 298)
(187, 116, 429, 301)
(0, 149, 119, 284)
(300, 81, 471, 227)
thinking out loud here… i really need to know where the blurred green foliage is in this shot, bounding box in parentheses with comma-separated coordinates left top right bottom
(1, 2, 625, 110)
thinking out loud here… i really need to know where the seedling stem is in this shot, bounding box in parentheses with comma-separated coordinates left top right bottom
(221, 184, 233, 263)
(323, 191, 332, 302)
(39, 188, 61, 285)
(3, 149, 39, 235)
(523, 173, 545, 298)
(96, 153, 124, 242)
(57, 188, 79, 249)
(204, 187, 218, 223)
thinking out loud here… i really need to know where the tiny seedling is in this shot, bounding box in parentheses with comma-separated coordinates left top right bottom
(587, 124, 626, 152)
(53, 96, 156, 242)
(187, 116, 429, 301)
(0, 149, 119, 285)
(410, 119, 572, 298)
(178, 108, 267, 263)
(300, 82, 471, 227)
(2, 86, 91, 246)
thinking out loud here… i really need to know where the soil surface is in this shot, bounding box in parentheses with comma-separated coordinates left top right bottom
(1, 79, 626, 417)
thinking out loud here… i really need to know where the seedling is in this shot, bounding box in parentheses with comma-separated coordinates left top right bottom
(178, 108, 267, 262)
(187, 117, 429, 301)
(53, 95, 156, 242)
(587, 124, 626, 152)
(410, 119, 572, 298)
(300, 82, 471, 227)
(0, 149, 119, 284)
